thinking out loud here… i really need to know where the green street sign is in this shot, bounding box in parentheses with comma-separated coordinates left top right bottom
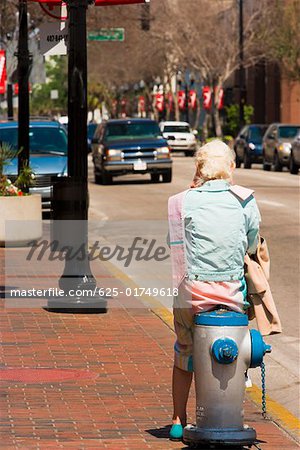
(88, 28, 125, 42)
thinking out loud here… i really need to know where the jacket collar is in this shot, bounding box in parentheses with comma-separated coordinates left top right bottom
(195, 179, 231, 192)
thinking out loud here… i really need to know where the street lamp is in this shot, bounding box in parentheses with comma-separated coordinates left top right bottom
(238, 0, 245, 128)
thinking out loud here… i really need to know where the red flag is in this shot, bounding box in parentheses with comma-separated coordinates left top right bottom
(155, 93, 164, 112)
(202, 86, 212, 110)
(178, 90, 186, 111)
(0, 50, 7, 95)
(138, 95, 145, 113)
(189, 89, 197, 110)
(215, 87, 224, 110)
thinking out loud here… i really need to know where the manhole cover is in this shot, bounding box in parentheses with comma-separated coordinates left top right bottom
(0, 368, 98, 383)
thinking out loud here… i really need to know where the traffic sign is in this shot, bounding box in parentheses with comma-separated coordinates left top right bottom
(88, 28, 125, 42)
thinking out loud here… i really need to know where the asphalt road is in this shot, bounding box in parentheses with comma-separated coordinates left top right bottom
(87, 154, 300, 419)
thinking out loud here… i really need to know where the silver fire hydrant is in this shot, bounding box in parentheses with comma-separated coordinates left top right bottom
(183, 310, 271, 448)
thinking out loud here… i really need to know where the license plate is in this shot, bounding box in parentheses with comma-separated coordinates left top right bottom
(134, 161, 147, 171)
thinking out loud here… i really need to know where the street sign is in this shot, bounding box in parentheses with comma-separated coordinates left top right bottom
(40, 21, 68, 56)
(88, 28, 125, 42)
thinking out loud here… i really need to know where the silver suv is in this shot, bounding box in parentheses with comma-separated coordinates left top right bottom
(262, 123, 300, 171)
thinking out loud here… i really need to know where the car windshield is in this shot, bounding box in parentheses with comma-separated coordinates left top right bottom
(0, 126, 68, 155)
(248, 126, 268, 143)
(278, 126, 300, 139)
(104, 122, 162, 141)
(88, 123, 97, 139)
(163, 125, 190, 133)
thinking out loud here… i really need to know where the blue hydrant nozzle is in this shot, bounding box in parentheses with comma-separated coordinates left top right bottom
(212, 338, 238, 364)
(250, 330, 272, 368)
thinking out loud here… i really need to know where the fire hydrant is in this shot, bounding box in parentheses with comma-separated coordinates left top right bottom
(183, 309, 271, 448)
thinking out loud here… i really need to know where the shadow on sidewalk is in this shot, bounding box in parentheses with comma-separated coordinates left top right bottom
(145, 426, 264, 449)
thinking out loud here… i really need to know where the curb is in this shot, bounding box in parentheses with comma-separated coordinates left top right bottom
(102, 259, 300, 443)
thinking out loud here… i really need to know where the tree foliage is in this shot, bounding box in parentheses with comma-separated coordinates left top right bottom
(263, 0, 300, 80)
(30, 56, 68, 115)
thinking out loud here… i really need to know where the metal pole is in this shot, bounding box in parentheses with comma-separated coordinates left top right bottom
(238, 0, 245, 128)
(48, 0, 107, 313)
(17, 0, 30, 180)
(7, 83, 14, 120)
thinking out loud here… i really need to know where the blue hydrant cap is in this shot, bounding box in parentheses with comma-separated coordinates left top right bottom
(250, 329, 272, 368)
(194, 311, 248, 327)
(212, 338, 239, 364)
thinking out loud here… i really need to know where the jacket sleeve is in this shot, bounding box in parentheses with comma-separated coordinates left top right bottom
(245, 196, 261, 255)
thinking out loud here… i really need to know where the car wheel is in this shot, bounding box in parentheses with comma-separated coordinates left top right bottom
(273, 152, 283, 172)
(94, 171, 102, 184)
(162, 170, 172, 183)
(101, 171, 113, 185)
(151, 173, 160, 183)
(243, 150, 252, 169)
(262, 154, 271, 171)
(289, 152, 299, 175)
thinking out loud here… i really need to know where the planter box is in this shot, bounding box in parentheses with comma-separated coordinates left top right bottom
(0, 194, 42, 247)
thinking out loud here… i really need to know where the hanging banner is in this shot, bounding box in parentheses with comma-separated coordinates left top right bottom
(178, 90, 186, 111)
(216, 87, 224, 110)
(0, 50, 7, 95)
(138, 95, 145, 113)
(202, 86, 212, 110)
(155, 93, 164, 112)
(189, 89, 197, 110)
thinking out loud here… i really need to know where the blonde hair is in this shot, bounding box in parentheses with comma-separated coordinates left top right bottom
(193, 139, 236, 187)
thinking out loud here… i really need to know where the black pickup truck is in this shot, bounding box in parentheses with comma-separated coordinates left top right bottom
(91, 118, 172, 184)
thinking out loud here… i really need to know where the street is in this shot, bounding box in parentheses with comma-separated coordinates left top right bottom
(88, 154, 300, 419)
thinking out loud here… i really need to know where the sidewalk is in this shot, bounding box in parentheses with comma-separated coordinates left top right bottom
(0, 249, 299, 449)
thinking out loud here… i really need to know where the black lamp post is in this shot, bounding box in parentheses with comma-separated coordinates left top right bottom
(238, 0, 245, 128)
(17, 0, 30, 183)
(47, 0, 107, 313)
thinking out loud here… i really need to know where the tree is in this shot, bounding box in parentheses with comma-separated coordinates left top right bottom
(166, 0, 272, 137)
(262, 0, 300, 81)
(30, 56, 68, 115)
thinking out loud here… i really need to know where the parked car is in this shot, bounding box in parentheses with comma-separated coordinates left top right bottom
(234, 124, 268, 169)
(0, 120, 68, 208)
(159, 121, 197, 157)
(262, 123, 300, 171)
(91, 118, 172, 184)
(289, 130, 300, 174)
(87, 123, 97, 153)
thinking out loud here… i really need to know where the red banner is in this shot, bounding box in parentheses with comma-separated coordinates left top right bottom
(189, 89, 197, 110)
(138, 95, 145, 113)
(216, 87, 224, 110)
(178, 90, 186, 111)
(0, 50, 7, 95)
(202, 86, 212, 110)
(155, 93, 164, 112)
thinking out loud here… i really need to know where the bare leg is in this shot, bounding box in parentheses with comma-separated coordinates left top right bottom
(172, 365, 193, 426)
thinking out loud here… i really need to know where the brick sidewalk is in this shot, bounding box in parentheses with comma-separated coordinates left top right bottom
(0, 250, 299, 449)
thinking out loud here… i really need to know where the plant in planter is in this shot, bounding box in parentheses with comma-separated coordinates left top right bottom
(0, 142, 42, 247)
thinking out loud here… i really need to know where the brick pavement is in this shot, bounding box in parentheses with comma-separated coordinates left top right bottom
(0, 248, 299, 449)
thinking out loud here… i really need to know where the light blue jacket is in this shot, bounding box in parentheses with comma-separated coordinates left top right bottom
(183, 180, 261, 282)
